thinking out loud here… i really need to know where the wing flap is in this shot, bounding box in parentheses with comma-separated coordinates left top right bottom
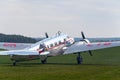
(64, 41, 120, 54)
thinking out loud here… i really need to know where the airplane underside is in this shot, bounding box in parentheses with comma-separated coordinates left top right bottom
(10, 53, 83, 66)
(10, 55, 40, 62)
(10, 55, 47, 66)
(10, 44, 83, 66)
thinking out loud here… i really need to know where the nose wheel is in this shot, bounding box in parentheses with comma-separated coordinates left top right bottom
(40, 55, 47, 64)
(77, 52, 83, 64)
(41, 58, 47, 64)
(13, 61, 17, 66)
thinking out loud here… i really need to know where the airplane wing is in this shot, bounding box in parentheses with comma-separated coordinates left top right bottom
(0, 50, 50, 56)
(64, 41, 120, 54)
(0, 42, 32, 50)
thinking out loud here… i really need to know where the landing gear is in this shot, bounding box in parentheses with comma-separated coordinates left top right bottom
(13, 61, 17, 66)
(41, 58, 47, 64)
(40, 55, 47, 64)
(77, 52, 83, 64)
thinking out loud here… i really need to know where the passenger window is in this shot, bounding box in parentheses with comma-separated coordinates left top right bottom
(50, 44, 53, 47)
(59, 41, 62, 44)
(64, 39, 66, 42)
(55, 42, 57, 46)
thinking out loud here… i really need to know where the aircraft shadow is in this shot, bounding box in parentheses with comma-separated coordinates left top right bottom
(5, 63, 119, 67)
(0, 62, 118, 67)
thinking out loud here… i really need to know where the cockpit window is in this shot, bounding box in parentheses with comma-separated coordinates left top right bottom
(39, 44, 45, 49)
(47, 45, 49, 49)
(67, 36, 70, 38)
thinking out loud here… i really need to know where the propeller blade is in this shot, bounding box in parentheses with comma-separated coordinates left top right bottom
(81, 31, 92, 56)
(81, 32, 86, 39)
(45, 32, 49, 38)
(88, 50, 93, 56)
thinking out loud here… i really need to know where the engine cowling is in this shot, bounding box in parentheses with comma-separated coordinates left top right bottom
(80, 39, 90, 43)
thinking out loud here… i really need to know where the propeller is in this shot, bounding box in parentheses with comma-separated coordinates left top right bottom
(45, 32, 49, 38)
(81, 31, 93, 56)
(81, 31, 86, 39)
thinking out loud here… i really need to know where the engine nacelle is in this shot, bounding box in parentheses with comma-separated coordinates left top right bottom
(80, 39, 90, 43)
(84, 39, 90, 43)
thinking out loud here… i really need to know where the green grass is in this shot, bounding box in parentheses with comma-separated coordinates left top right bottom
(0, 47, 120, 80)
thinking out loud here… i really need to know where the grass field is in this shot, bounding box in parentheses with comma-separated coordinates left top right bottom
(0, 47, 120, 80)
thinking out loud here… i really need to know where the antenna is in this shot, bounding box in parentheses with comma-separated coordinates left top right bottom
(45, 32, 49, 38)
(58, 31, 61, 36)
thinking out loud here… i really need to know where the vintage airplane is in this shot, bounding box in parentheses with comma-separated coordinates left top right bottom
(0, 31, 120, 66)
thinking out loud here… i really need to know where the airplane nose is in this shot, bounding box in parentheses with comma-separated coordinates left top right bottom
(37, 48, 44, 53)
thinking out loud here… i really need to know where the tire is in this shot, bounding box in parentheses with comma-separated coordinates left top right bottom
(77, 56, 83, 64)
(41, 59, 47, 64)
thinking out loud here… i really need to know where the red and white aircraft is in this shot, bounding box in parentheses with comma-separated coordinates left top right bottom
(0, 32, 120, 66)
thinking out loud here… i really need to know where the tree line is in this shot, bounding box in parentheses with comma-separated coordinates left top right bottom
(0, 33, 37, 43)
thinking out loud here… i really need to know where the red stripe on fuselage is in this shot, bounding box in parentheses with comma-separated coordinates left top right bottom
(36, 38, 73, 53)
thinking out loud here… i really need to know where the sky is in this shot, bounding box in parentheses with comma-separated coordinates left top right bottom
(0, 0, 120, 38)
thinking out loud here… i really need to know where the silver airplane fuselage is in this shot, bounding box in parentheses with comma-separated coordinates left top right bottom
(10, 34, 74, 62)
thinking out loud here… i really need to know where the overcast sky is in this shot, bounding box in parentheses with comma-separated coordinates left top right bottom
(0, 0, 120, 38)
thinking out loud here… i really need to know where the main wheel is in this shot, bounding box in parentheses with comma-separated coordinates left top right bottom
(13, 61, 16, 66)
(77, 56, 83, 64)
(41, 59, 47, 64)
